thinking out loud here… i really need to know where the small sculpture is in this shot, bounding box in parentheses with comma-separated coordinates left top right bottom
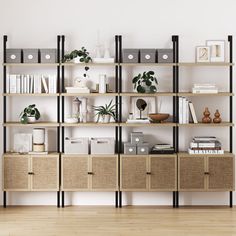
(213, 109, 222, 123)
(202, 107, 212, 123)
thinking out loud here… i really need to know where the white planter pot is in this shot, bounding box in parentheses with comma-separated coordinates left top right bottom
(27, 116, 36, 123)
(101, 115, 111, 123)
(73, 57, 82, 64)
(33, 128, 45, 144)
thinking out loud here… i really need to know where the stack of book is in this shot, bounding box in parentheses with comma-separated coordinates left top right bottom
(179, 97, 198, 124)
(150, 143, 174, 154)
(192, 84, 218, 94)
(188, 136, 224, 154)
(126, 119, 150, 124)
(6, 74, 57, 94)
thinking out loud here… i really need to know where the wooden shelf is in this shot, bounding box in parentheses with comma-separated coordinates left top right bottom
(61, 62, 118, 66)
(120, 63, 176, 67)
(3, 152, 60, 157)
(121, 92, 175, 97)
(178, 92, 234, 97)
(3, 122, 59, 127)
(3, 93, 59, 97)
(61, 93, 119, 97)
(178, 122, 234, 127)
(3, 63, 59, 66)
(178, 151, 234, 157)
(61, 122, 119, 127)
(178, 62, 234, 67)
(120, 122, 176, 127)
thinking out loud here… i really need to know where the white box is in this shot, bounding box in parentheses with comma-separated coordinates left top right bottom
(65, 137, 89, 154)
(91, 138, 115, 154)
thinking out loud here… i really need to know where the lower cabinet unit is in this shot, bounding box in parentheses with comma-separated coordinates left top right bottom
(120, 155, 177, 191)
(3, 153, 59, 191)
(61, 154, 118, 191)
(178, 153, 235, 191)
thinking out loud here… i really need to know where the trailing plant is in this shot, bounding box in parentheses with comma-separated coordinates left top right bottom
(132, 71, 158, 93)
(19, 104, 40, 124)
(93, 100, 116, 122)
(63, 47, 92, 78)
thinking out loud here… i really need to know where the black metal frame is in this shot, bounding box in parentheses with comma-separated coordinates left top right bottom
(2, 35, 61, 208)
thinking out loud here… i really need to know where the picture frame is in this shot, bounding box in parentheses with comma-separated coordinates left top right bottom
(196, 46, 210, 63)
(130, 96, 156, 119)
(206, 40, 225, 62)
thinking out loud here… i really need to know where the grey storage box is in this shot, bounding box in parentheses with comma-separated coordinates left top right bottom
(124, 142, 137, 155)
(23, 49, 39, 63)
(91, 138, 115, 154)
(65, 137, 89, 154)
(40, 49, 57, 63)
(140, 49, 156, 63)
(123, 49, 139, 63)
(6, 49, 22, 63)
(131, 132, 143, 145)
(157, 49, 173, 63)
(137, 142, 149, 155)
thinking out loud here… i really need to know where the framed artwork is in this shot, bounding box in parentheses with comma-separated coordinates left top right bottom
(206, 40, 225, 62)
(130, 96, 156, 119)
(196, 46, 210, 62)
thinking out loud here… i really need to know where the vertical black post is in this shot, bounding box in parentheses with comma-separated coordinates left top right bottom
(118, 35, 123, 208)
(228, 36, 233, 153)
(62, 191, 65, 208)
(57, 191, 60, 208)
(3, 35, 7, 153)
(230, 191, 233, 208)
(57, 35, 61, 153)
(3, 191, 6, 208)
(61, 35, 65, 153)
(176, 191, 179, 208)
(115, 191, 118, 208)
(173, 191, 176, 208)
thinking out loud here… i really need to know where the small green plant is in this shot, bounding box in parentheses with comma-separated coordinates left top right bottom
(132, 71, 158, 93)
(19, 104, 40, 124)
(63, 47, 92, 78)
(93, 100, 116, 122)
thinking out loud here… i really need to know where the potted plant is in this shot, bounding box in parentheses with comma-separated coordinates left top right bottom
(19, 104, 40, 124)
(93, 100, 116, 123)
(63, 47, 92, 78)
(132, 71, 158, 93)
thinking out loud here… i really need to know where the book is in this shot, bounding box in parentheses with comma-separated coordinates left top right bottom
(30, 75, 34, 93)
(153, 144, 172, 149)
(186, 99, 189, 124)
(9, 74, 17, 93)
(126, 119, 150, 124)
(179, 97, 183, 124)
(188, 148, 224, 155)
(42, 75, 48, 93)
(190, 140, 221, 148)
(192, 88, 218, 94)
(16, 75, 21, 93)
(189, 102, 198, 123)
(182, 97, 187, 124)
(193, 136, 217, 141)
(6, 74, 10, 93)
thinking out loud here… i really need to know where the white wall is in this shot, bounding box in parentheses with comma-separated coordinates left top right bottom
(0, 0, 235, 206)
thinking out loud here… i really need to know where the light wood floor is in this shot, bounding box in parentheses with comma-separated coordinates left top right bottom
(0, 206, 236, 236)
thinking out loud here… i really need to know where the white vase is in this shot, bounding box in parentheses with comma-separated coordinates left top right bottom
(73, 57, 82, 64)
(101, 115, 111, 123)
(99, 74, 107, 93)
(27, 116, 36, 123)
(33, 128, 45, 144)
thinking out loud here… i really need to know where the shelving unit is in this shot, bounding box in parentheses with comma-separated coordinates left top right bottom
(2, 35, 61, 208)
(2, 34, 234, 208)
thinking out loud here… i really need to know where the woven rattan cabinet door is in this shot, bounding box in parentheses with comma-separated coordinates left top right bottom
(150, 155, 177, 191)
(121, 155, 148, 191)
(31, 156, 59, 191)
(179, 156, 206, 191)
(3, 155, 29, 191)
(91, 155, 118, 190)
(62, 156, 89, 190)
(208, 156, 234, 191)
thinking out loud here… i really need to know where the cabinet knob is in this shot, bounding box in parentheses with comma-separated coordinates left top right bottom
(28, 172, 34, 175)
(146, 172, 151, 175)
(204, 172, 210, 175)
(88, 172, 94, 175)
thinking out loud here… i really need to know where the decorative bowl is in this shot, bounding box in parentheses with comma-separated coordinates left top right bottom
(148, 113, 169, 123)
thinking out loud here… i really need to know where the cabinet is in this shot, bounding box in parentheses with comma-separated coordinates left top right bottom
(120, 155, 177, 191)
(178, 154, 235, 191)
(3, 154, 59, 191)
(62, 155, 118, 191)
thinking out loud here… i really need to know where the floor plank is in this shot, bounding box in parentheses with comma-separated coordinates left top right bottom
(0, 206, 235, 236)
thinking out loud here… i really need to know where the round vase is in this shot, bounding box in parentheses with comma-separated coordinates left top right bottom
(27, 116, 36, 123)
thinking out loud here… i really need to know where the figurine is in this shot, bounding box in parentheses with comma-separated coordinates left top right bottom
(213, 109, 222, 123)
(202, 107, 212, 123)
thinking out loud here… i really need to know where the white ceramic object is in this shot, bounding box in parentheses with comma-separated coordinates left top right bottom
(101, 115, 111, 123)
(65, 117, 79, 123)
(73, 57, 82, 64)
(27, 116, 36, 123)
(33, 128, 45, 144)
(99, 74, 107, 93)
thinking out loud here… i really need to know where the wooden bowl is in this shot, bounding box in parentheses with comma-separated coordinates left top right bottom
(149, 113, 169, 123)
